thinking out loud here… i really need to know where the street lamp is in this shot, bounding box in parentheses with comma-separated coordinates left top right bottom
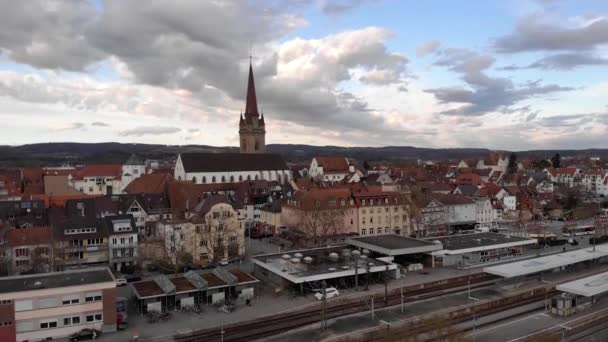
(351, 249, 361, 291)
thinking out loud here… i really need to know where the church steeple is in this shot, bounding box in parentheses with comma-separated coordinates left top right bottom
(239, 61, 266, 154)
(245, 62, 259, 117)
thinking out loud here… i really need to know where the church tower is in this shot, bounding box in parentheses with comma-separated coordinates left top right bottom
(239, 62, 266, 153)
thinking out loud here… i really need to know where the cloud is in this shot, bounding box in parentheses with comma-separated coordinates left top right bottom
(416, 40, 441, 57)
(494, 15, 608, 53)
(118, 126, 181, 137)
(499, 53, 608, 71)
(91, 121, 110, 127)
(359, 69, 402, 85)
(321, 0, 377, 15)
(425, 48, 574, 116)
(49, 122, 85, 132)
(0, 0, 104, 70)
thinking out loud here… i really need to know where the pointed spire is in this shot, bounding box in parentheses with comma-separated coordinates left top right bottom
(245, 62, 259, 117)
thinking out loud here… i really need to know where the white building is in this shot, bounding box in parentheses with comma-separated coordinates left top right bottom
(104, 215, 138, 271)
(120, 155, 146, 192)
(308, 157, 353, 182)
(580, 170, 606, 194)
(69, 165, 122, 195)
(174, 153, 292, 185)
(0, 268, 116, 342)
(475, 198, 494, 226)
(544, 167, 579, 188)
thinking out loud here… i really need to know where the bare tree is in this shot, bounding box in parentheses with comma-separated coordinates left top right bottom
(297, 207, 348, 246)
(200, 210, 240, 264)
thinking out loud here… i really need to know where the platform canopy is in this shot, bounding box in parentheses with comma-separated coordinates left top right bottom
(484, 245, 608, 278)
(557, 271, 608, 297)
(347, 234, 442, 256)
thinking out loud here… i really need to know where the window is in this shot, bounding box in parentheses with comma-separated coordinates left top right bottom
(229, 236, 237, 243)
(62, 295, 79, 305)
(64, 316, 81, 326)
(370, 199, 374, 205)
(15, 248, 29, 257)
(349, 199, 354, 205)
(230, 175, 235, 182)
(369, 228, 375, 235)
(328, 200, 336, 207)
(362, 199, 366, 206)
(385, 227, 389, 233)
(239, 175, 243, 182)
(340, 199, 345, 206)
(361, 229, 366, 235)
(40, 320, 57, 329)
(377, 227, 382, 234)
(85, 292, 102, 302)
(212, 176, 216, 183)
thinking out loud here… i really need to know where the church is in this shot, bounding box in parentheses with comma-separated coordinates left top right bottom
(174, 62, 292, 184)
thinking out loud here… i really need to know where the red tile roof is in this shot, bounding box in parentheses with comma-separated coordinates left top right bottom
(6, 227, 52, 247)
(432, 193, 475, 205)
(316, 157, 349, 172)
(72, 165, 122, 179)
(125, 173, 173, 194)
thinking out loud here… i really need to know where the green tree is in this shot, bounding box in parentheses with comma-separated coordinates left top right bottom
(551, 153, 561, 168)
(507, 153, 518, 174)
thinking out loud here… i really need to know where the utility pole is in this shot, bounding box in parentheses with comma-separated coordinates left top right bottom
(321, 280, 327, 331)
(371, 297, 375, 320)
(220, 323, 224, 342)
(384, 264, 389, 305)
(400, 268, 405, 313)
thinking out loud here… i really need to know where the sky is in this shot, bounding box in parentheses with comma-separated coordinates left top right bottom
(0, 0, 607, 151)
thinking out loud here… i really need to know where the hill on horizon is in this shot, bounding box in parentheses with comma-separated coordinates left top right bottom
(0, 142, 606, 167)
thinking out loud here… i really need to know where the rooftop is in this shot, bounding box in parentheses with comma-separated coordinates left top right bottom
(0, 267, 114, 294)
(557, 271, 608, 297)
(348, 234, 442, 256)
(180, 153, 288, 173)
(253, 246, 396, 284)
(484, 245, 608, 278)
(429, 233, 536, 253)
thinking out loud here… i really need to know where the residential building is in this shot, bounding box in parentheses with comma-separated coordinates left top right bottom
(103, 215, 138, 272)
(352, 189, 409, 237)
(308, 157, 352, 182)
(5, 227, 53, 275)
(475, 198, 494, 226)
(544, 167, 579, 188)
(49, 198, 116, 267)
(580, 169, 606, 194)
(422, 194, 476, 236)
(69, 165, 122, 195)
(282, 188, 358, 245)
(0, 268, 116, 342)
(0, 199, 46, 229)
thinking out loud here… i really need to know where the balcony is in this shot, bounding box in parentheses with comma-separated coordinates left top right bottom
(110, 242, 137, 249)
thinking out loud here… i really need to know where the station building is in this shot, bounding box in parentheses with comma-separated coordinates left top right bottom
(427, 233, 537, 268)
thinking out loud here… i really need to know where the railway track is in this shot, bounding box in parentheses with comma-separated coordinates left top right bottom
(167, 273, 498, 342)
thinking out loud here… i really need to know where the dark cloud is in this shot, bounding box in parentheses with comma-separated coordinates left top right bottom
(495, 15, 608, 53)
(119, 126, 181, 137)
(499, 53, 608, 71)
(425, 48, 573, 116)
(91, 122, 110, 127)
(0, 0, 104, 70)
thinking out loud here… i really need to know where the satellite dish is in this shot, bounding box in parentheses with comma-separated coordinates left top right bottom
(291, 258, 300, 264)
(294, 253, 303, 258)
(329, 252, 339, 260)
(351, 250, 361, 257)
(281, 254, 291, 260)
(362, 249, 370, 255)
(303, 256, 313, 264)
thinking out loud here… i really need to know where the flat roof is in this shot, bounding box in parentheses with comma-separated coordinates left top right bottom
(253, 246, 397, 284)
(557, 271, 608, 297)
(428, 233, 536, 255)
(484, 245, 608, 278)
(347, 234, 442, 256)
(0, 267, 114, 294)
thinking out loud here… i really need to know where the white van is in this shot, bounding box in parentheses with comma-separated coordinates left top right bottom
(475, 225, 490, 233)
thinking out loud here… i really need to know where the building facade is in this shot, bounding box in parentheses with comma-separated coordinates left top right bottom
(0, 268, 116, 342)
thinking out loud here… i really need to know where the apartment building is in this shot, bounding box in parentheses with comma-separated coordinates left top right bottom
(0, 267, 116, 342)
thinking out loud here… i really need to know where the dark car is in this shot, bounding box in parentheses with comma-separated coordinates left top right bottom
(69, 328, 101, 341)
(126, 275, 142, 283)
(200, 263, 217, 270)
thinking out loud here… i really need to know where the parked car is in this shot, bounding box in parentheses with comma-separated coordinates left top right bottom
(115, 278, 128, 287)
(126, 275, 142, 283)
(200, 263, 217, 270)
(219, 258, 229, 266)
(314, 287, 340, 300)
(69, 328, 101, 341)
